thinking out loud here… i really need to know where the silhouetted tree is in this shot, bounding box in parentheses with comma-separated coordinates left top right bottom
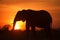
(2, 24, 11, 32)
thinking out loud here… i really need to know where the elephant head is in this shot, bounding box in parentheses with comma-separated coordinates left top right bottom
(13, 10, 26, 30)
(13, 9, 34, 30)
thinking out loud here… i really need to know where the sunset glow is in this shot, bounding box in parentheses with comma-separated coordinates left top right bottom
(14, 21, 26, 31)
(0, 0, 60, 29)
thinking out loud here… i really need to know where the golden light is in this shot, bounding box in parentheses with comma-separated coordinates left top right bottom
(14, 21, 26, 31)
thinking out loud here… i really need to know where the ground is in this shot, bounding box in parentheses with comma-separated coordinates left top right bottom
(0, 29, 60, 40)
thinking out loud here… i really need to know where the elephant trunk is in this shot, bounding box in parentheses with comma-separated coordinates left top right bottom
(13, 18, 17, 30)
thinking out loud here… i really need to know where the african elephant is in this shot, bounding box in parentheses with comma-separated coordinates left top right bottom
(13, 9, 52, 31)
(13, 9, 52, 39)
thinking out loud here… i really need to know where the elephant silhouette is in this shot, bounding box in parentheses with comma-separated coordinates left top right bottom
(13, 9, 52, 39)
(13, 9, 52, 31)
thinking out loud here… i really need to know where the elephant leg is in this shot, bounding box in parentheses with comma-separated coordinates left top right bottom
(44, 25, 52, 40)
(31, 26, 35, 32)
(31, 26, 36, 40)
(26, 22, 30, 40)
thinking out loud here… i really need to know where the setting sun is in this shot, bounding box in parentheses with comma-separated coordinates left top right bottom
(14, 21, 26, 31)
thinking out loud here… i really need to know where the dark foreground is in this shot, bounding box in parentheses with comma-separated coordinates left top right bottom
(0, 30, 60, 40)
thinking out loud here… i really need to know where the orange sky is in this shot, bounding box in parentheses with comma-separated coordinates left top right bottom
(0, 0, 60, 29)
